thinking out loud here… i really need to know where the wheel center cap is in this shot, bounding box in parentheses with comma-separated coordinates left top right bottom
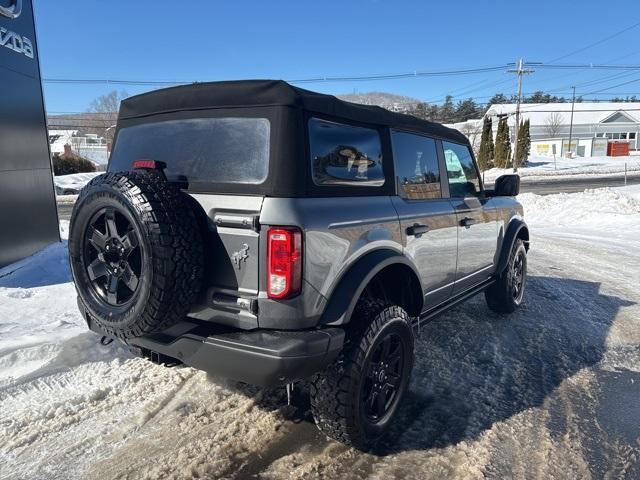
(104, 239, 124, 263)
(377, 370, 386, 383)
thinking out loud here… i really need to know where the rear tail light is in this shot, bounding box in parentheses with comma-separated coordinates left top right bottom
(132, 159, 166, 170)
(267, 227, 302, 299)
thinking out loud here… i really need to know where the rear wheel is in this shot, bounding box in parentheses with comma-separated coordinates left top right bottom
(485, 238, 527, 313)
(310, 300, 414, 450)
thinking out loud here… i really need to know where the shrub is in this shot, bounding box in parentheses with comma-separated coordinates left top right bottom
(53, 152, 96, 176)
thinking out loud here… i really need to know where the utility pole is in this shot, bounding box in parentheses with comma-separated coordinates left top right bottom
(567, 85, 576, 158)
(507, 59, 535, 172)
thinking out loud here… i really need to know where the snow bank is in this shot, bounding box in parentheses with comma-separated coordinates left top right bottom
(484, 155, 640, 182)
(519, 186, 640, 228)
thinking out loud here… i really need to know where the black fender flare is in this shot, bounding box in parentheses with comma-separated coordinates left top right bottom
(496, 219, 530, 275)
(319, 249, 424, 326)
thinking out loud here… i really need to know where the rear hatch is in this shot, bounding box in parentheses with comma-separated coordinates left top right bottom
(109, 115, 270, 328)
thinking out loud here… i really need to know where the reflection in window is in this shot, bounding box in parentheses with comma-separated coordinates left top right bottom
(309, 118, 384, 186)
(391, 131, 441, 199)
(443, 141, 480, 197)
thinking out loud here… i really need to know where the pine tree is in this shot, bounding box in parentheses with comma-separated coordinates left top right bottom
(477, 116, 494, 170)
(494, 117, 511, 168)
(515, 119, 531, 168)
(515, 120, 526, 166)
(524, 119, 531, 163)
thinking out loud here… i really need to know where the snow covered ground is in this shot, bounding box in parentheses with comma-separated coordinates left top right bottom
(484, 155, 640, 183)
(54, 172, 102, 195)
(1, 188, 640, 479)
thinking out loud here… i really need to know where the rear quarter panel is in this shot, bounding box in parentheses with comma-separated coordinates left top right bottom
(260, 196, 402, 316)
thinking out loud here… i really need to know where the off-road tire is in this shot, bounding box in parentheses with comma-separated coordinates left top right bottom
(69, 171, 203, 340)
(485, 238, 527, 313)
(310, 300, 414, 450)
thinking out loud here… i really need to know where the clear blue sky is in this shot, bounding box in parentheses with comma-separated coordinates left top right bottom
(34, 0, 640, 113)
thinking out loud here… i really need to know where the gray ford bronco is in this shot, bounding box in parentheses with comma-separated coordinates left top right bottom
(69, 80, 529, 449)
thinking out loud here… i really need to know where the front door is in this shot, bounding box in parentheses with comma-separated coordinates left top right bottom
(391, 131, 458, 309)
(442, 141, 498, 294)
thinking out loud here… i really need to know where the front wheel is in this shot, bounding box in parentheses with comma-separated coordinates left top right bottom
(310, 300, 414, 450)
(485, 238, 527, 313)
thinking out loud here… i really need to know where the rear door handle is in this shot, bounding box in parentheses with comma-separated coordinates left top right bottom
(406, 223, 429, 236)
(460, 217, 477, 227)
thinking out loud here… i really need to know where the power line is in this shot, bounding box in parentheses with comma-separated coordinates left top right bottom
(582, 75, 640, 96)
(40, 63, 640, 88)
(41, 65, 508, 87)
(546, 21, 640, 64)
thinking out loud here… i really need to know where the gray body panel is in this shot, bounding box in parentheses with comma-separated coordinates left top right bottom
(391, 196, 458, 308)
(185, 190, 523, 331)
(450, 196, 500, 294)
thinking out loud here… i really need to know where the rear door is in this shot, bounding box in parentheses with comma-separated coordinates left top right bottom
(390, 131, 458, 309)
(442, 141, 498, 294)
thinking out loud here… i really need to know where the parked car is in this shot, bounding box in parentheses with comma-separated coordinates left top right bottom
(69, 80, 528, 449)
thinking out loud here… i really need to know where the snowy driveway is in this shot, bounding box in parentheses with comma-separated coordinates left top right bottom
(1, 188, 639, 479)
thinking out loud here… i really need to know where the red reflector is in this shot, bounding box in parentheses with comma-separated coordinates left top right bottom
(267, 227, 302, 299)
(132, 159, 162, 170)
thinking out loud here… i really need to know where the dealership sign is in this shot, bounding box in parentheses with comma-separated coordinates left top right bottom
(0, 0, 21, 19)
(0, 0, 33, 59)
(0, 26, 32, 58)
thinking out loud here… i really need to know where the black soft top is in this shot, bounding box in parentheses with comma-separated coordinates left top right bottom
(119, 79, 467, 144)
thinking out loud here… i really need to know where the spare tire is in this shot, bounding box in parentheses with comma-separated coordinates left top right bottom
(69, 171, 203, 340)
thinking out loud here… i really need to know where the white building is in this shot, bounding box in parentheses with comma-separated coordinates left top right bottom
(48, 129, 109, 167)
(485, 102, 640, 157)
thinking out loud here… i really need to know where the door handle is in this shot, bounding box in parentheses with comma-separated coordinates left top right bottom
(406, 223, 429, 236)
(460, 217, 477, 227)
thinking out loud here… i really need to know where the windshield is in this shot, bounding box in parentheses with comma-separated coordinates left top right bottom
(109, 117, 270, 184)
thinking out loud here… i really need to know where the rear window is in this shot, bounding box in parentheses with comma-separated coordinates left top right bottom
(309, 118, 384, 187)
(110, 117, 270, 184)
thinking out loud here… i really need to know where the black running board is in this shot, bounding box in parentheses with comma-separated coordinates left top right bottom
(414, 277, 495, 329)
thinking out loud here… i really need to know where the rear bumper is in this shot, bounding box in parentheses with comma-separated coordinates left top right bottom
(86, 317, 344, 387)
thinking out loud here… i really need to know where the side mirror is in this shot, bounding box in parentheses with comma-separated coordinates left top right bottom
(493, 174, 520, 196)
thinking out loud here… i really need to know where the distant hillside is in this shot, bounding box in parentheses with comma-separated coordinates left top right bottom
(337, 92, 421, 112)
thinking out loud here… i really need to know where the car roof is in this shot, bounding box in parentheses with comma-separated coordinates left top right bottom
(118, 79, 469, 144)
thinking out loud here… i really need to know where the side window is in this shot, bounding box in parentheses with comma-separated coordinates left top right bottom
(391, 131, 441, 200)
(309, 118, 385, 187)
(443, 141, 481, 197)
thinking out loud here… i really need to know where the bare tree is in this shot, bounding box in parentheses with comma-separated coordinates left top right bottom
(459, 121, 483, 156)
(86, 90, 129, 143)
(544, 112, 563, 138)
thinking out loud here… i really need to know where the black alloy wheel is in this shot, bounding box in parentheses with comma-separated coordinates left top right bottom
(84, 207, 143, 306)
(361, 332, 406, 423)
(511, 248, 526, 303)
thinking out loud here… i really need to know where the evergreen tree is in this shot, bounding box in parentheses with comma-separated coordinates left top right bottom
(515, 120, 526, 167)
(488, 93, 510, 105)
(494, 117, 512, 168)
(523, 119, 531, 166)
(477, 116, 494, 170)
(515, 119, 532, 168)
(455, 98, 480, 122)
(439, 95, 455, 123)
